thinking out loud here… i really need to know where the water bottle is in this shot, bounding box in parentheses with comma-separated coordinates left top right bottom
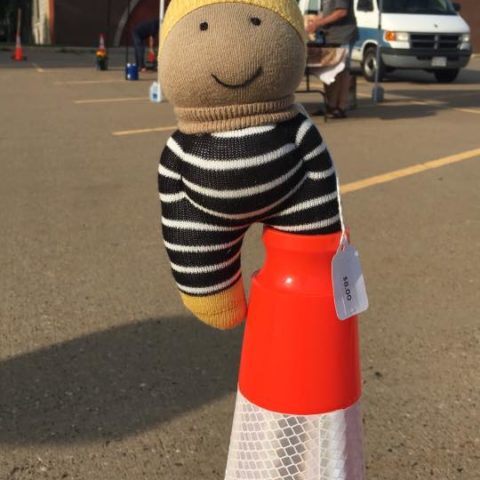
(149, 81, 163, 103)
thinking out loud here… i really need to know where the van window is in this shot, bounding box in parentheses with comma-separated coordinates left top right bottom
(305, 0, 322, 14)
(382, 0, 456, 15)
(357, 0, 374, 11)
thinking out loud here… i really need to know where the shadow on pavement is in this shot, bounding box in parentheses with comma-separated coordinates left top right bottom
(303, 82, 479, 120)
(303, 99, 439, 120)
(0, 317, 243, 445)
(351, 59, 480, 83)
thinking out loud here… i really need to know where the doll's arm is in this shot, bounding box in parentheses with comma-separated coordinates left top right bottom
(158, 141, 248, 330)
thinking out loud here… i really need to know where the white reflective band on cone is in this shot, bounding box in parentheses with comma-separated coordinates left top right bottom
(224, 391, 365, 480)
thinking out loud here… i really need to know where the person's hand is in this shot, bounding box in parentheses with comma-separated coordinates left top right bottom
(306, 16, 322, 34)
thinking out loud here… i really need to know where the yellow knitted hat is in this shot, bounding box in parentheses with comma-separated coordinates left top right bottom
(160, 0, 306, 47)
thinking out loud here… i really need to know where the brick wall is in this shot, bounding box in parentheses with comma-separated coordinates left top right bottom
(120, 0, 169, 46)
(459, 0, 479, 52)
(54, 0, 120, 47)
(53, 0, 161, 47)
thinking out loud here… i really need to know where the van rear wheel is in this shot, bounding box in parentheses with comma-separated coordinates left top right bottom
(362, 46, 386, 82)
(434, 69, 460, 83)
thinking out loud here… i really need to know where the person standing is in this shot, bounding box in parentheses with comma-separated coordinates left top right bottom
(132, 18, 160, 72)
(307, 0, 358, 118)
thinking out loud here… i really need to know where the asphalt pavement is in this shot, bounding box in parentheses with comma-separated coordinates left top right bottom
(0, 47, 479, 480)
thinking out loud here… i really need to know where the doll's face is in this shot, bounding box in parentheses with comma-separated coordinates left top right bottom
(159, 3, 306, 108)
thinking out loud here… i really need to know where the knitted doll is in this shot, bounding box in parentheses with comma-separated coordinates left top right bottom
(158, 0, 342, 329)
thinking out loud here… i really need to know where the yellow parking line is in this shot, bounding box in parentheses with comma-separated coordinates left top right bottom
(341, 147, 480, 194)
(455, 108, 480, 115)
(75, 97, 147, 104)
(408, 99, 437, 106)
(379, 93, 440, 105)
(55, 79, 125, 85)
(113, 126, 176, 136)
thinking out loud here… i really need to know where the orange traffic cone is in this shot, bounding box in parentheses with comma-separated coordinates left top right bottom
(96, 34, 108, 71)
(12, 8, 26, 61)
(225, 228, 365, 479)
(145, 36, 157, 71)
(98, 33, 106, 55)
(13, 34, 24, 61)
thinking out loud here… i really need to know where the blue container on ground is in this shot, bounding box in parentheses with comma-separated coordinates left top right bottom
(125, 63, 139, 81)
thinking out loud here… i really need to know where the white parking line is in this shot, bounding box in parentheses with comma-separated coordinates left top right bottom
(75, 97, 148, 104)
(32, 63, 45, 73)
(113, 126, 176, 136)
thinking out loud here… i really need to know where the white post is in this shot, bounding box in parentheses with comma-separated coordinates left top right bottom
(150, 0, 165, 102)
(160, 0, 165, 21)
(372, 0, 385, 103)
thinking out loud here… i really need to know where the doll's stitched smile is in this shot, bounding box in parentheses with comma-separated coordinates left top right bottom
(211, 67, 263, 89)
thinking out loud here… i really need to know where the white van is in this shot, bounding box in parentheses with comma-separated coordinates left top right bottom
(298, 0, 472, 83)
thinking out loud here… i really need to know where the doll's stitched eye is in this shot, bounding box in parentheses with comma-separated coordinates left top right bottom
(251, 17, 262, 26)
(200, 22, 209, 31)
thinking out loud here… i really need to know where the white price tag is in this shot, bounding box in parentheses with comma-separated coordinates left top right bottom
(331, 236, 369, 321)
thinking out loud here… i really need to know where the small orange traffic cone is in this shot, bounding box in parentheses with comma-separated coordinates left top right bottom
(12, 8, 26, 61)
(98, 34, 107, 55)
(225, 228, 365, 479)
(96, 34, 108, 71)
(13, 34, 25, 61)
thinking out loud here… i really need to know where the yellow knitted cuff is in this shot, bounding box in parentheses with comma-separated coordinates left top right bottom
(161, 0, 307, 47)
(180, 280, 247, 330)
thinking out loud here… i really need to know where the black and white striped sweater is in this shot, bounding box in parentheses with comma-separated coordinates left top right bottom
(160, 112, 340, 223)
(158, 111, 342, 296)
